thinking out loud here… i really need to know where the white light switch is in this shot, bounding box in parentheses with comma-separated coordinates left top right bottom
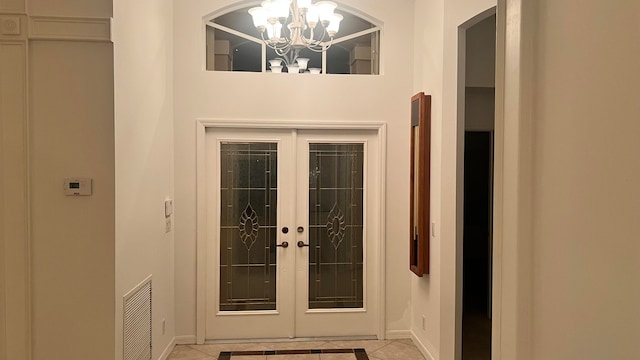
(164, 199, 173, 217)
(64, 178, 92, 196)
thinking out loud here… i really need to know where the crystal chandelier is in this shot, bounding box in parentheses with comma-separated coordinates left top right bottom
(248, 0, 343, 72)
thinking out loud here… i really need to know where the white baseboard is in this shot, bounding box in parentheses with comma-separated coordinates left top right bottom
(158, 337, 176, 360)
(175, 335, 197, 345)
(410, 330, 435, 360)
(385, 330, 412, 340)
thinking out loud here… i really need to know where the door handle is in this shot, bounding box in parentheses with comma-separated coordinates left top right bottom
(297, 241, 310, 248)
(276, 241, 289, 248)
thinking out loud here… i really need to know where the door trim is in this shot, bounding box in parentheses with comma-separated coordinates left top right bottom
(195, 119, 387, 344)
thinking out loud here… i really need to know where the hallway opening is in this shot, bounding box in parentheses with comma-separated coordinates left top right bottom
(457, 11, 496, 360)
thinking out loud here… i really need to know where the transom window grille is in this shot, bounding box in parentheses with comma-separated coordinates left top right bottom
(205, 4, 381, 75)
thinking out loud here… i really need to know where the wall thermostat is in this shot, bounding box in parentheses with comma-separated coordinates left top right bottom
(64, 178, 92, 196)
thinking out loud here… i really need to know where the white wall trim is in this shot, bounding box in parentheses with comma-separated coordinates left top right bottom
(28, 16, 111, 42)
(175, 335, 197, 345)
(195, 119, 388, 342)
(195, 120, 207, 344)
(493, 3, 506, 359)
(377, 123, 387, 340)
(196, 119, 388, 130)
(410, 330, 436, 360)
(158, 337, 176, 360)
(0, 2, 24, 14)
(493, 0, 533, 359)
(0, 37, 30, 360)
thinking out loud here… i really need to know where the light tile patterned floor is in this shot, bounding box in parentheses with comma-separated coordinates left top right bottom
(168, 339, 426, 360)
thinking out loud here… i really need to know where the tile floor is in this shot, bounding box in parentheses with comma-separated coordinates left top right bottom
(168, 339, 426, 360)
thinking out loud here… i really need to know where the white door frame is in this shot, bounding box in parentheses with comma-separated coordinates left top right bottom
(195, 119, 388, 344)
(492, 0, 534, 359)
(447, 1, 534, 358)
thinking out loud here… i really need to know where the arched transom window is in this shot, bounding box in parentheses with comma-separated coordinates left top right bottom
(205, 2, 381, 75)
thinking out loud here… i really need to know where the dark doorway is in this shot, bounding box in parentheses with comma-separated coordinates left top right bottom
(462, 131, 493, 360)
(460, 12, 496, 360)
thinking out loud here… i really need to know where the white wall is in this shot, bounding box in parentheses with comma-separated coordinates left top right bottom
(174, 0, 414, 339)
(412, 0, 495, 359)
(28, 0, 116, 357)
(113, 0, 175, 358)
(529, 1, 640, 358)
(411, 0, 444, 358)
(25, 1, 115, 359)
(30, 41, 115, 360)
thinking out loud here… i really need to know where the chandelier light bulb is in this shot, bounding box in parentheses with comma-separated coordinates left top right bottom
(305, 4, 320, 28)
(296, 57, 310, 70)
(266, 21, 283, 41)
(260, 0, 277, 23)
(315, 1, 337, 25)
(248, 7, 269, 30)
(269, 59, 283, 67)
(272, 0, 292, 19)
(266, 22, 283, 41)
(326, 13, 343, 37)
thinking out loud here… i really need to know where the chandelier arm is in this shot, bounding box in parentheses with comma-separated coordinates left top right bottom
(315, 27, 331, 44)
(299, 25, 332, 50)
(260, 31, 294, 56)
(299, 38, 334, 53)
(274, 46, 292, 57)
(300, 36, 333, 52)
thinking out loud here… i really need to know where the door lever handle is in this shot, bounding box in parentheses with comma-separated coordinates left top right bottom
(276, 241, 289, 248)
(297, 241, 310, 248)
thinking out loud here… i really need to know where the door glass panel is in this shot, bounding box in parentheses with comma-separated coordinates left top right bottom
(308, 143, 364, 309)
(219, 142, 278, 311)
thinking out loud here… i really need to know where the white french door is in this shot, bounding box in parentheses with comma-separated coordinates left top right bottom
(204, 127, 381, 340)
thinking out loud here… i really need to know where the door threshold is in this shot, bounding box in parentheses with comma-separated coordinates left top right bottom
(204, 335, 378, 344)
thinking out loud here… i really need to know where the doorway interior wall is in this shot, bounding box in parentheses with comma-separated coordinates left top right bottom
(195, 120, 387, 343)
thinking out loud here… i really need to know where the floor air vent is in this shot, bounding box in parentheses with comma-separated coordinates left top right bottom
(123, 276, 152, 360)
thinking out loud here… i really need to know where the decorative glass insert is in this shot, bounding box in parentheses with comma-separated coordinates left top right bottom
(219, 142, 278, 311)
(308, 143, 364, 309)
(205, 6, 381, 74)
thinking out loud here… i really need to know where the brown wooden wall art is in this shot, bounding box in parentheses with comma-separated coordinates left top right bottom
(410, 92, 431, 276)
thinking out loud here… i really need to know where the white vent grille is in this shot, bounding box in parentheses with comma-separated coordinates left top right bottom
(123, 276, 152, 360)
